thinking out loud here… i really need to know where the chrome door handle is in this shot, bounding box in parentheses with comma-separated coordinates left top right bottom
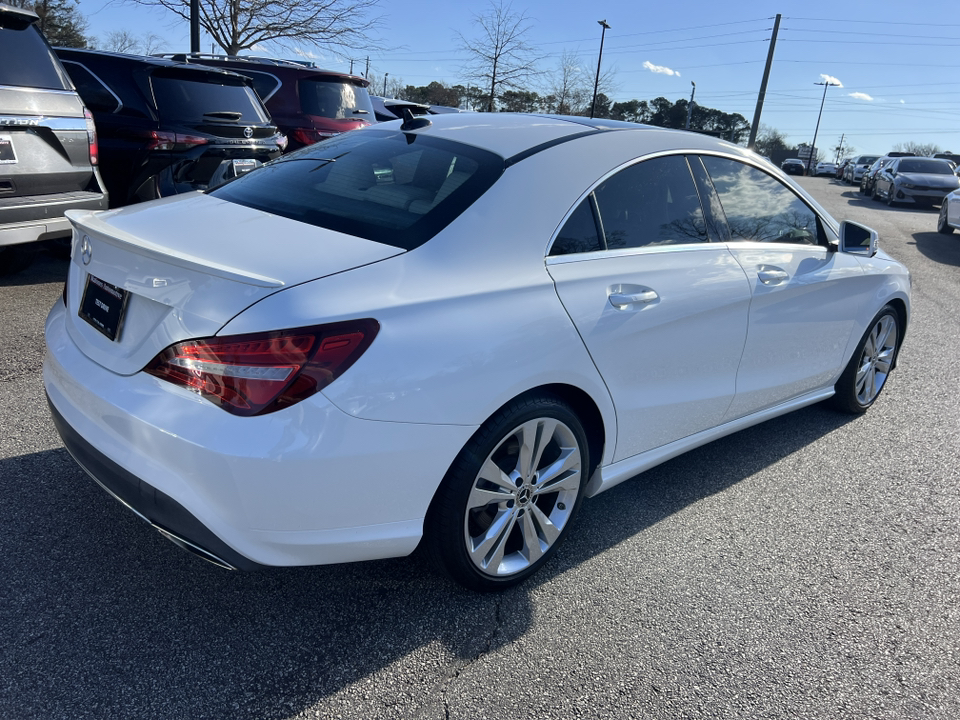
(757, 268, 789, 285)
(609, 290, 659, 307)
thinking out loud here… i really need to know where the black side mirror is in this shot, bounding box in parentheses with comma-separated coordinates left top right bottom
(839, 220, 878, 257)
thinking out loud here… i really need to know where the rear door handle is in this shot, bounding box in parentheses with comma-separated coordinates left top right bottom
(757, 267, 789, 285)
(609, 290, 659, 308)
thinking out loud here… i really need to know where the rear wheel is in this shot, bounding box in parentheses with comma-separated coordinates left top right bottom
(425, 394, 589, 591)
(831, 306, 900, 414)
(938, 202, 955, 234)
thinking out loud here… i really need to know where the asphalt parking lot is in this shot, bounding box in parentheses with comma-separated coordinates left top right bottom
(1, 176, 958, 719)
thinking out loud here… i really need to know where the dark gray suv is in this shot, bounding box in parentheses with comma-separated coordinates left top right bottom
(0, 3, 108, 274)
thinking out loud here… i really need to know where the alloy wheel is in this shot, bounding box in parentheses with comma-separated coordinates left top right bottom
(855, 315, 898, 405)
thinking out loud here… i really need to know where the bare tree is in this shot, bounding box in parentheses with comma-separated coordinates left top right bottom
(458, 1, 541, 112)
(100, 29, 140, 53)
(893, 141, 943, 157)
(140, 32, 166, 54)
(546, 50, 589, 115)
(123, 0, 382, 55)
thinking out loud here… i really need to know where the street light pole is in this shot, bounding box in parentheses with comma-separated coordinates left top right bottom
(807, 80, 839, 175)
(685, 81, 696, 130)
(383, 73, 388, 97)
(590, 20, 611, 120)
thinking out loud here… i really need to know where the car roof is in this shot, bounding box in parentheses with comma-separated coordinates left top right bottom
(156, 53, 369, 84)
(55, 47, 253, 80)
(372, 112, 744, 162)
(0, 2, 39, 24)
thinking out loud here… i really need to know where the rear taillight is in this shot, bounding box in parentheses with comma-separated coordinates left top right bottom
(144, 320, 379, 416)
(290, 127, 337, 146)
(84, 108, 98, 165)
(144, 131, 210, 152)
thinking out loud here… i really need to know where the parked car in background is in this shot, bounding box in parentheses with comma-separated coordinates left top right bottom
(45, 114, 910, 591)
(815, 161, 837, 176)
(836, 158, 852, 179)
(371, 96, 430, 122)
(0, 3, 108, 275)
(781, 158, 805, 175)
(860, 157, 894, 196)
(873, 156, 960, 207)
(937, 188, 960, 233)
(56, 49, 283, 206)
(158, 54, 374, 151)
(933, 152, 960, 166)
(843, 155, 881, 184)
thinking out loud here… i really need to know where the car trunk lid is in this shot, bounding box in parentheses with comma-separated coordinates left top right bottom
(62, 192, 404, 375)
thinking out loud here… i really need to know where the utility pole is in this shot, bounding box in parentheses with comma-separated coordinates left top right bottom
(383, 73, 388, 97)
(349, 58, 354, 74)
(190, 0, 199, 53)
(806, 79, 839, 175)
(685, 81, 696, 130)
(748, 14, 781, 150)
(365, 56, 370, 78)
(834, 133, 845, 163)
(590, 20, 611, 119)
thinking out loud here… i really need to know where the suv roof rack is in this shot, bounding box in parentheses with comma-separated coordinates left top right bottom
(155, 52, 317, 69)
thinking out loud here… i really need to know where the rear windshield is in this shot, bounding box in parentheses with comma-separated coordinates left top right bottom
(0, 22, 72, 90)
(899, 159, 955, 175)
(210, 129, 504, 250)
(858, 156, 880, 164)
(151, 73, 269, 123)
(298, 78, 375, 119)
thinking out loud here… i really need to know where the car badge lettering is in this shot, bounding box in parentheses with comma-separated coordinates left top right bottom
(80, 236, 92, 265)
(243, 126, 254, 139)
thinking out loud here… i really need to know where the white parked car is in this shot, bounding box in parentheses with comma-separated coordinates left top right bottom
(44, 114, 911, 591)
(938, 189, 960, 233)
(815, 161, 837, 176)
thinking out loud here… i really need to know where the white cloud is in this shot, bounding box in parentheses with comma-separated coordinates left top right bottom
(293, 47, 318, 60)
(900, 99, 906, 104)
(820, 73, 843, 88)
(643, 61, 680, 77)
(848, 92, 873, 101)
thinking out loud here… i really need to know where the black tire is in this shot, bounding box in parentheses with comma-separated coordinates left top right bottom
(886, 184, 897, 207)
(872, 184, 881, 202)
(937, 202, 955, 234)
(830, 306, 901, 414)
(0, 245, 36, 276)
(424, 394, 589, 591)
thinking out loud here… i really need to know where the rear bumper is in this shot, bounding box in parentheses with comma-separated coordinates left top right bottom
(0, 188, 108, 247)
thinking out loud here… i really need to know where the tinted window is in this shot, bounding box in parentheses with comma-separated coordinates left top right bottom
(898, 159, 954, 175)
(0, 23, 71, 90)
(210, 129, 504, 250)
(701, 156, 821, 245)
(299, 79, 375, 119)
(551, 197, 602, 255)
(593, 155, 707, 249)
(231, 70, 281, 102)
(151, 74, 268, 123)
(61, 62, 120, 112)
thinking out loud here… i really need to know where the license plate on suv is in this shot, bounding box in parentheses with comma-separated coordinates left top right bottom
(79, 274, 129, 341)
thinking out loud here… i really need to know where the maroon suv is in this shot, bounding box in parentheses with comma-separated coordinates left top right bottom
(160, 54, 374, 150)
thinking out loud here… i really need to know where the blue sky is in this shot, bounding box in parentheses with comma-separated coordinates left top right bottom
(80, 0, 960, 158)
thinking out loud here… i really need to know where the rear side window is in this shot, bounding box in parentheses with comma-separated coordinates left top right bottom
(61, 61, 120, 112)
(0, 22, 71, 90)
(151, 73, 269, 123)
(210, 129, 504, 250)
(592, 155, 708, 249)
(299, 79, 375, 119)
(551, 198, 603, 256)
(701, 155, 821, 245)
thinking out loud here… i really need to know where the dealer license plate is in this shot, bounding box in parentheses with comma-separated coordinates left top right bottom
(0, 135, 16, 164)
(79, 274, 129, 341)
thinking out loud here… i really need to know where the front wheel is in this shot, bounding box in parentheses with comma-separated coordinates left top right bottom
(830, 306, 901, 414)
(886, 184, 897, 206)
(425, 395, 589, 591)
(938, 202, 955, 234)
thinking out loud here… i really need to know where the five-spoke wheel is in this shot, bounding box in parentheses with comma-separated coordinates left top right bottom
(831, 306, 901, 414)
(426, 395, 589, 591)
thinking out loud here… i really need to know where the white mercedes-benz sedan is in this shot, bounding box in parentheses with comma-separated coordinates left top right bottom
(44, 113, 911, 591)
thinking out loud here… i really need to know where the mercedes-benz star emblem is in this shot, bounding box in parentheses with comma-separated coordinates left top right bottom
(80, 236, 92, 265)
(243, 126, 254, 139)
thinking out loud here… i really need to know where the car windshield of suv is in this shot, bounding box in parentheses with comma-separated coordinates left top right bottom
(209, 129, 504, 250)
(299, 78, 375, 119)
(0, 19, 72, 90)
(151, 72, 269, 123)
(899, 159, 954, 175)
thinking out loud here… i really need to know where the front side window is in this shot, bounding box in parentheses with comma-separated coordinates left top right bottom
(592, 155, 708, 249)
(701, 156, 822, 245)
(210, 129, 503, 250)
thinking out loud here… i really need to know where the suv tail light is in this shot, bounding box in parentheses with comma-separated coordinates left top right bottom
(144, 130, 210, 152)
(290, 127, 338, 146)
(145, 320, 379, 416)
(83, 108, 98, 165)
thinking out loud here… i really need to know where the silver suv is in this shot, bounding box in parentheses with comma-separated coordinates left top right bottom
(0, 3, 107, 274)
